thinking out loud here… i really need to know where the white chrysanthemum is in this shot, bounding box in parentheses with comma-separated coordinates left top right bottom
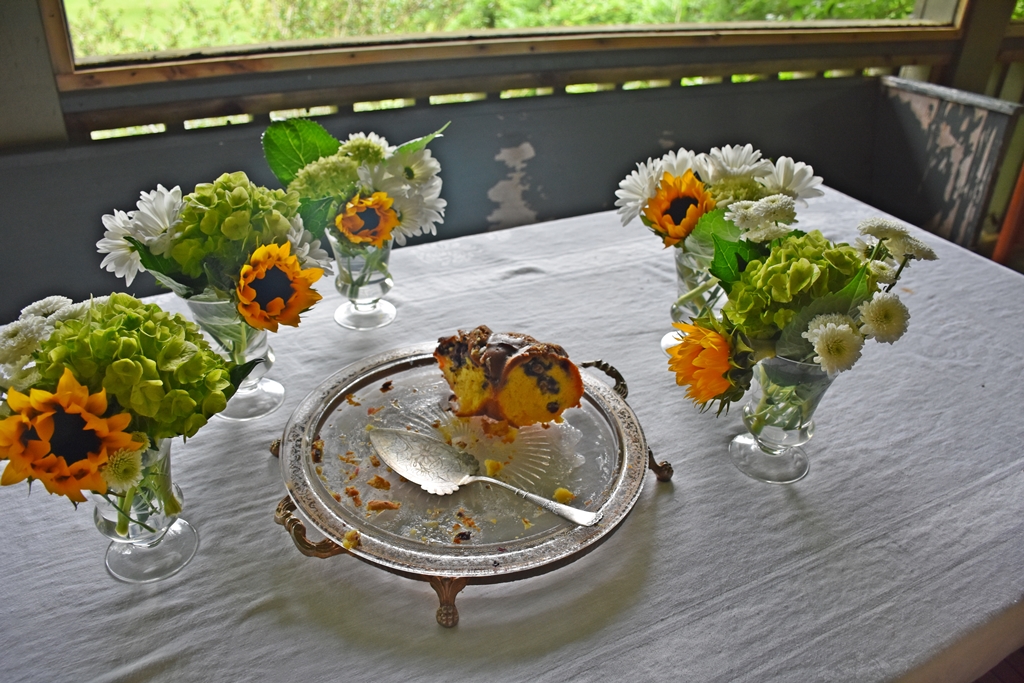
(887, 234, 938, 262)
(802, 316, 864, 376)
(615, 157, 662, 226)
(858, 217, 910, 241)
(20, 296, 72, 320)
(866, 259, 898, 285)
(96, 209, 145, 286)
(385, 147, 441, 191)
(103, 447, 144, 493)
(0, 354, 40, 392)
(132, 184, 183, 256)
(858, 292, 910, 344)
(724, 200, 761, 231)
(286, 216, 333, 273)
(694, 144, 774, 184)
(744, 222, 795, 243)
(343, 131, 395, 158)
(756, 194, 797, 225)
(660, 147, 698, 178)
(757, 156, 824, 205)
(0, 316, 47, 364)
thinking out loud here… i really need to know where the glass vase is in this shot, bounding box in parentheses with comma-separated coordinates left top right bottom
(325, 230, 396, 330)
(661, 245, 726, 353)
(186, 296, 284, 420)
(92, 439, 199, 583)
(729, 356, 836, 484)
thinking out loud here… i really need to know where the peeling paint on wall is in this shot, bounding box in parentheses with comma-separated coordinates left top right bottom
(487, 141, 537, 230)
(886, 87, 1006, 247)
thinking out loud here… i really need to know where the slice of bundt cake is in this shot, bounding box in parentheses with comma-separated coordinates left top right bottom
(434, 325, 584, 428)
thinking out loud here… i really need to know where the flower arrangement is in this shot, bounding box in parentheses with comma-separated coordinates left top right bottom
(261, 119, 447, 303)
(0, 294, 252, 526)
(665, 214, 938, 412)
(96, 173, 329, 334)
(616, 144, 825, 322)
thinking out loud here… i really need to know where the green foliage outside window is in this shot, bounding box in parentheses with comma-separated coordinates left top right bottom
(67, 0, 920, 60)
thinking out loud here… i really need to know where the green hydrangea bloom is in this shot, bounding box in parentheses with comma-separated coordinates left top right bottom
(723, 230, 866, 339)
(34, 293, 235, 440)
(288, 153, 359, 200)
(171, 171, 300, 280)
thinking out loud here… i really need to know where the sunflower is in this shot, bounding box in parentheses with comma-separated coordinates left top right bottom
(236, 241, 324, 332)
(336, 192, 400, 248)
(667, 323, 734, 404)
(642, 170, 716, 247)
(0, 368, 141, 502)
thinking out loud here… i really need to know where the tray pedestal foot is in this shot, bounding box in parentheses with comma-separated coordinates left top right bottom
(429, 576, 468, 627)
(648, 448, 674, 481)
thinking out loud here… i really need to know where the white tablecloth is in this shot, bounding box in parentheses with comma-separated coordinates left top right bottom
(3, 187, 1024, 683)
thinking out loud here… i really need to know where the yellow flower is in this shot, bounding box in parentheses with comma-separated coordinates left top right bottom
(236, 241, 323, 332)
(643, 170, 716, 247)
(0, 368, 141, 502)
(336, 192, 400, 248)
(667, 323, 733, 404)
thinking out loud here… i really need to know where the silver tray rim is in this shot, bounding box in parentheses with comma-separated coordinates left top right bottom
(279, 342, 649, 578)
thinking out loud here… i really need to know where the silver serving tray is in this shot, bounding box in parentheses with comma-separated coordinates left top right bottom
(279, 343, 649, 579)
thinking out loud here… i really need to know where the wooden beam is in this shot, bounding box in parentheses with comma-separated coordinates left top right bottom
(48, 23, 960, 92)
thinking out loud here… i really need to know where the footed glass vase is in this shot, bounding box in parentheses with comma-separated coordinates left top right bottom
(326, 230, 396, 330)
(729, 356, 835, 484)
(661, 245, 726, 353)
(92, 439, 198, 583)
(186, 296, 283, 420)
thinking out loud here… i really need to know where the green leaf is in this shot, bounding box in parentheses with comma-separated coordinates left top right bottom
(124, 237, 205, 297)
(227, 359, 262, 398)
(262, 119, 340, 188)
(298, 196, 340, 241)
(686, 208, 737, 259)
(394, 121, 450, 155)
(709, 233, 762, 289)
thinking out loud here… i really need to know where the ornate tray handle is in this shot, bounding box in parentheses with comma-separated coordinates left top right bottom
(581, 360, 673, 482)
(275, 496, 348, 559)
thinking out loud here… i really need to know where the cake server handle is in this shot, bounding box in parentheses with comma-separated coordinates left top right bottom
(469, 476, 603, 526)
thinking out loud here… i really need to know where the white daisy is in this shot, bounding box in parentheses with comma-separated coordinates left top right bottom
(0, 316, 47, 365)
(132, 184, 183, 256)
(802, 316, 864, 376)
(20, 296, 72, 320)
(694, 144, 774, 184)
(357, 162, 403, 198)
(385, 147, 441, 191)
(390, 192, 435, 245)
(757, 156, 824, 205)
(660, 147, 698, 178)
(286, 216, 333, 273)
(615, 157, 662, 226)
(103, 446, 144, 493)
(96, 209, 145, 286)
(858, 292, 910, 344)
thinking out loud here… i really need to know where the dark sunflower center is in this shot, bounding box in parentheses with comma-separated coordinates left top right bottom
(667, 196, 699, 224)
(252, 265, 295, 309)
(358, 207, 381, 233)
(48, 410, 101, 466)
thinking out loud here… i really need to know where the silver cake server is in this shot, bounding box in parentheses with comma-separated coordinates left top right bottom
(368, 428, 602, 527)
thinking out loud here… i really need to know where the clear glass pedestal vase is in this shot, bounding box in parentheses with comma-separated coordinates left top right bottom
(729, 356, 835, 484)
(326, 231, 396, 330)
(186, 296, 284, 420)
(92, 439, 198, 583)
(661, 246, 726, 353)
